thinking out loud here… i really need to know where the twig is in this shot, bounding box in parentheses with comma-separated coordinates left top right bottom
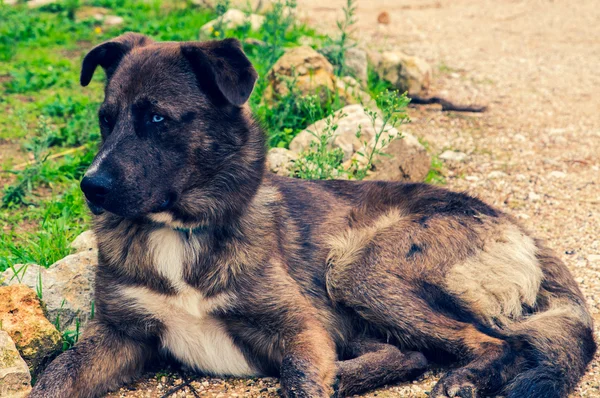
(12, 145, 86, 171)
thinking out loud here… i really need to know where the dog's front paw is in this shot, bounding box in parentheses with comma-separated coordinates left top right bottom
(431, 369, 479, 398)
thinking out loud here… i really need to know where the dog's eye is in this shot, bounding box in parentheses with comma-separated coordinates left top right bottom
(151, 114, 165, 123)
(102, 116, 110, 124)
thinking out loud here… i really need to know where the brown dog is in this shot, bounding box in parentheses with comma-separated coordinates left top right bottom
(30, 33, 595, 398)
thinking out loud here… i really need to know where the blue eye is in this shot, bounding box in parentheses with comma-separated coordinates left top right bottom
(151, 114, 164, 123)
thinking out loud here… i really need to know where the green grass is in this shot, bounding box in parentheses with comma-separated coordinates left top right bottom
(0, 0, 420, 273)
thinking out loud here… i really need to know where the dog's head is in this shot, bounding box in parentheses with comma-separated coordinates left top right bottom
(80, 33, 265, 225)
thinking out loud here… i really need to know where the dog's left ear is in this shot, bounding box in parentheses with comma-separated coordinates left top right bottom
(181, 38, 258, 107)
(81, 32, 153, 87)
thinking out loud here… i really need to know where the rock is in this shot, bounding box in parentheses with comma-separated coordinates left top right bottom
(548, 170, 567, 179)
(528, 191, 542, 202)
(319, 46, 368, 83)
(369, 51, 432, 96)
(0, 331, 31, 398)
(266, 148, 297, 177)
(75, 6, 123, 26)
(290, 104, 429, 182)
(377, 11, 391, 25)
(587, 255, 600, 263)
(70, 230, 97, 253)
(439, 150, 467, 162)
(265, 47, 375, 108)
(26, 0, 57, 8)
(264, 46, 336, 103)
(335, 76, 377, 110)
(487, 171, 507, 179)
(363, 131, 431, 182)
(103, 15, 124, 26)
(201, 9, 264, 34)
(0, 285, 62, 376)
(2, 250, 97, 331)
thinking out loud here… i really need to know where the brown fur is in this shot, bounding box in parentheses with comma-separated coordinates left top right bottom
(30, 34, 595, 398)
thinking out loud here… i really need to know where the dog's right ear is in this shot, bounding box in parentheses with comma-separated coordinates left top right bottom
(80, 32, 153, 87)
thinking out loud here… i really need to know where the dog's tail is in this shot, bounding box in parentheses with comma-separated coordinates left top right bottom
(503, 244, 596, 398)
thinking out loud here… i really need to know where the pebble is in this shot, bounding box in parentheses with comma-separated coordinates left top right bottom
(548, 170, 567, 179)
(487, 171, 507, 179)
(528, 191, 542, 202)
(588, 255, 600, 263)
(439, 150, 467, 162)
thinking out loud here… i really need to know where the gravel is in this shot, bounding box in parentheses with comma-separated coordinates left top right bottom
(115, 0, 600, 396)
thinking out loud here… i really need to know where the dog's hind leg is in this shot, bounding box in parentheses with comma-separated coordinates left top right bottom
(334, 340, 428, 397)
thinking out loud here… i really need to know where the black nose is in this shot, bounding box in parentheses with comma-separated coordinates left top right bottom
(80, 174, 113, 206)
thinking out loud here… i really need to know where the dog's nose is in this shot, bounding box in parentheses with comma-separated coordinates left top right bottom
(81, 173, 113, 206)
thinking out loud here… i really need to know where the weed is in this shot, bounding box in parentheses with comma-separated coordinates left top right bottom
(328, 0, 357, 77)
(351, 90, 410, 179)
(291, 96, 346, 180)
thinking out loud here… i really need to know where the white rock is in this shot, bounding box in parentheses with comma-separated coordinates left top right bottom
(465, 175, 480, 182)
(104, 15, 124, 26)
(487, 171, 507, 179)
(528, 191, 542, 202)
(70, 230, 97, 253)
(439, 150, 467, 162)
(548, 170, 567, 179)
(201, 9, 264, 34)
(588, 255, 600, 263)
(289, 104, 430, 182)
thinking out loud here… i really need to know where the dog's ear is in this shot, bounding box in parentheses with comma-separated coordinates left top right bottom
(181, 38, 258, 107)
(80, 32, 153, 87)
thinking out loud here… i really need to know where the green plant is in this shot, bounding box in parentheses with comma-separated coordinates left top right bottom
(36, 270, 43, 300)
(351, 90, 410, 179)
(258, 0, 297, 71)
(209, 0, 231, 38)
(291, 96, 346, 180)
(328, 0, 357, 77)
(2, 117, 54, 208)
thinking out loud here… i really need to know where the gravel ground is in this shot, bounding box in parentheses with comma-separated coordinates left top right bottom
(110, 0, 600, 396)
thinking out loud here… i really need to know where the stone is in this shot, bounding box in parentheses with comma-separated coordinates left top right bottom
(26, 0, 57, 8)
(548, 170, 567, 179)
(319, 46, 368, 83)
(439, 150, 467, 162)
(0, 331, 31, 398)
(75, 6, 123, 26)
(70, 230, 97, 253)
(0, 285, 62, 376)
(369, 51, 432, 96)
(528, 191, 542, 202)
(2, 250, 97, 331)
(103, 15, 124, 26)
(290, 104, 429, 182)
(200, 9, 265, 34)
(487, 171, 507, 179)
(335, 76, 378, 110)
(363, 131, 431, 182)
(265, 47, 375, 109)
(266, 148, 297, 177)
(264, 46, 336, 103)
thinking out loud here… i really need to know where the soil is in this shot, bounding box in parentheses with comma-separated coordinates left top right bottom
(51, 0, 600, 396)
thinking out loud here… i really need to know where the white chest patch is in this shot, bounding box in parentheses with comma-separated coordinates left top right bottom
(122, 228, 257, 377)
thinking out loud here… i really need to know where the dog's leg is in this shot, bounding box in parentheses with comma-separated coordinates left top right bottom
(279, 321, 337, 398)
(335, 340, 428, 397)
(30, 321, 151, 398)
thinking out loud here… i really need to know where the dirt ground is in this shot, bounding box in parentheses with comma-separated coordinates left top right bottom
(108, 0, 600, 396)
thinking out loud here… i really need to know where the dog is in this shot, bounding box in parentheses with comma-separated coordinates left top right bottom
(30, 33, 595, 398)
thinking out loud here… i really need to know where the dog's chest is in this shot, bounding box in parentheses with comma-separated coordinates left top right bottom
(122, 228, 257, 377)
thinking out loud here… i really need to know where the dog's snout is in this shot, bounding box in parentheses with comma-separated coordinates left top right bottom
(81, 173, 113, 206)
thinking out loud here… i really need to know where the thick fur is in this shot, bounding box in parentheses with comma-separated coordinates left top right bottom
(31, 33, 595, 398)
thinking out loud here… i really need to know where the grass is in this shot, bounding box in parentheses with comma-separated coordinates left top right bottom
(0, 0, 423, 274)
